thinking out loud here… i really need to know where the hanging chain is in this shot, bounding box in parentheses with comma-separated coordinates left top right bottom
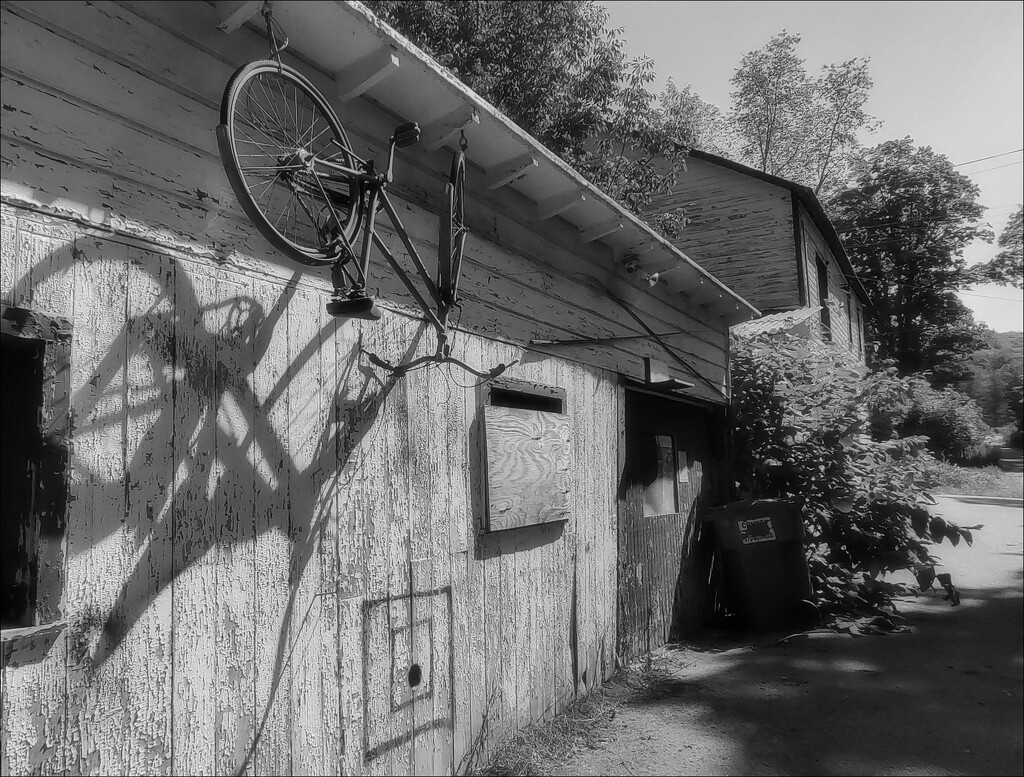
(261, 1, 290, 67)
(459, 129, 469, 152)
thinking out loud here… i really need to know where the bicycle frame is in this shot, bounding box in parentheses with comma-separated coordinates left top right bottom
(312, 140, 460, 357)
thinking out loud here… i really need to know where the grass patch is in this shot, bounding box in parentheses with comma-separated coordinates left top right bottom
(616, 652, 679, 702)
(472, 689, 619, 777)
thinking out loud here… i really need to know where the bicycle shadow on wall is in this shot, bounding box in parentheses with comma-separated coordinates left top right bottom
(9, 235, 422, 764)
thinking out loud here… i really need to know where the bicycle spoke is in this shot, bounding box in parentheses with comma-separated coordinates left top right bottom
(269, 72, 299, 147)
(254, 74, 292, 145)
(309, 169, 346, 240)
(222, 61, 362, 263)
(236, 113, 289, 151)
(249, 176, 279, 204)
(240, 88, 279, 136)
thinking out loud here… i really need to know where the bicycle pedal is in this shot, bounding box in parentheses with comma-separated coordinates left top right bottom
(326, 296, 382, 320)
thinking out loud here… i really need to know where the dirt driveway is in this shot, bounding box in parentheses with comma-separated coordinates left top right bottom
(553, 495, 1024, 776)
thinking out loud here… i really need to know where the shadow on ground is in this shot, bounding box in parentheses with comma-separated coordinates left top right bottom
(628, 584, 1024, 776)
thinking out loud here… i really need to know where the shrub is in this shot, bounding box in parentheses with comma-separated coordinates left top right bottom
(730, 334, 970, 618)
(887, 381, 996, 464)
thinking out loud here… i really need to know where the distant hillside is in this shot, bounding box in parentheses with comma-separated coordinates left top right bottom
(958, 331, 1024, 427)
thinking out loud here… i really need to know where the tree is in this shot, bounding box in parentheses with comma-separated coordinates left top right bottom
(728, 31, 877, 197)
(364, 1, 623, 155)
(830, 138, 993, 385)
(970, 205, 1023, 288)
(365, 1, 693, 237)
(658, 79, 730, 155)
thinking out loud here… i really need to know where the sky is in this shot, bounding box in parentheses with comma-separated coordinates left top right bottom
(601, 0, 1024, 332)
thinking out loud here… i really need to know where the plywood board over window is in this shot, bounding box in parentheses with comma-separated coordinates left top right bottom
(481, 379, 570, 532)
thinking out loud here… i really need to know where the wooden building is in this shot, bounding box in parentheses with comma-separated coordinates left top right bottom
(647, 151, 871, 361)
(0, 2, 756, 774)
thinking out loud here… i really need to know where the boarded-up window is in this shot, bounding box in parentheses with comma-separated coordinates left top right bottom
(481, 380, 570, 532)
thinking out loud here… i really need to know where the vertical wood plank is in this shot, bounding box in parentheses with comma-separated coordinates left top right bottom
(121, 247, 174, 774)
(360, 311, 412, 777)
(429, 355, 457, 777)
(288, 287, 325, 776)
(335, 316, 370, 776)
(211, 270, 257, 777)
(251, 278, 292, 776)
(404, 332, 434, 777)
(446, 335, 473, 773)
(551, 358, 573, 712)
(170, 260, 219, 776)
(461, 335, 488, 773)
(63, 236, 128, 775)
(385, 315, 414, 777)
(316, 313, 344, 776)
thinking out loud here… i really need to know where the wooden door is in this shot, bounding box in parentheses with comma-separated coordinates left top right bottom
(617, 390, 723, 662)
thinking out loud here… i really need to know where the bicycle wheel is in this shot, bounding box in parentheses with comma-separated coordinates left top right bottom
(218, 60, 364, 266)
(448, 151, 467, 296)
(438, 151, 467, 297)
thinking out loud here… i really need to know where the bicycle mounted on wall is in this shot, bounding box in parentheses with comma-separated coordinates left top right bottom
(216, 2, 508, 379)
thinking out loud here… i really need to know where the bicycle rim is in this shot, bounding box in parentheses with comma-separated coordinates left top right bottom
(447, 151, 467, 296)
(219, 60, 363, 266)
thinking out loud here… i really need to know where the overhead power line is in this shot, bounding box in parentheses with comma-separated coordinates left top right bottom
(967, 160, 1023, 175)
(953, 148, 1024, 167)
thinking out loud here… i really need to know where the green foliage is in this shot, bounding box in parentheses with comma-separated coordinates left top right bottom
(364, 1, 622, 155)
(872, 379, 996, 465)
(956, 330, 1023, 428)
(971, 205, 1024, 288)
(731, 333, 970, 617)
(658, 78, 730, 155)
(365, 0, 693, 237)
(830, 138, 993, 385)
(727, 31, 878, 197)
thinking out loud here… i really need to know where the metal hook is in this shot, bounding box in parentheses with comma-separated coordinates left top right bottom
(459, 129, 469, 152)
(261, 0, 290, 67)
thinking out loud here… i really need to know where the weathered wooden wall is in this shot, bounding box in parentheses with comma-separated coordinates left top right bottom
(0, 0, 731, 408)
(648, 156, 800, 313)
(0, 203, 619, 775)
(0, 1, 651, 773)
(798, 203, 865, 360)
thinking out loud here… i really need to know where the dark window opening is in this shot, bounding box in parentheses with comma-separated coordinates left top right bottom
(816, 257, 832, 341)
(846, 291, 853, 344)
(641, 434, 678, 516)
(1, 335, 46, 629)
(1, 304, 71, 642)
(488, 387, 564, 414)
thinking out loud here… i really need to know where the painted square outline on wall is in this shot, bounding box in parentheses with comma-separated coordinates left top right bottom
(362, 586, 454, 763)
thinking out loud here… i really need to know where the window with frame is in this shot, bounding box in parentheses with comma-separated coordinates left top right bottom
(816, 256, 832, 341)
(1, 304, 71, 660)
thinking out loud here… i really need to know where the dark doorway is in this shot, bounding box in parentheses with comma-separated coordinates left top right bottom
(617, 389, 725, 661)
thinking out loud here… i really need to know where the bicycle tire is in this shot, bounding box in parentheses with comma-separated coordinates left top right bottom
(218, 60, 364, 267)
(438, 151, 467, 299)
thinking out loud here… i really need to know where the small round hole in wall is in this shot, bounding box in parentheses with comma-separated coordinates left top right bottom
(408, 663, 422, 687)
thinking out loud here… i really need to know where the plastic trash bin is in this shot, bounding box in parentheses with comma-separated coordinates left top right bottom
(704, 498, 813, 631)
